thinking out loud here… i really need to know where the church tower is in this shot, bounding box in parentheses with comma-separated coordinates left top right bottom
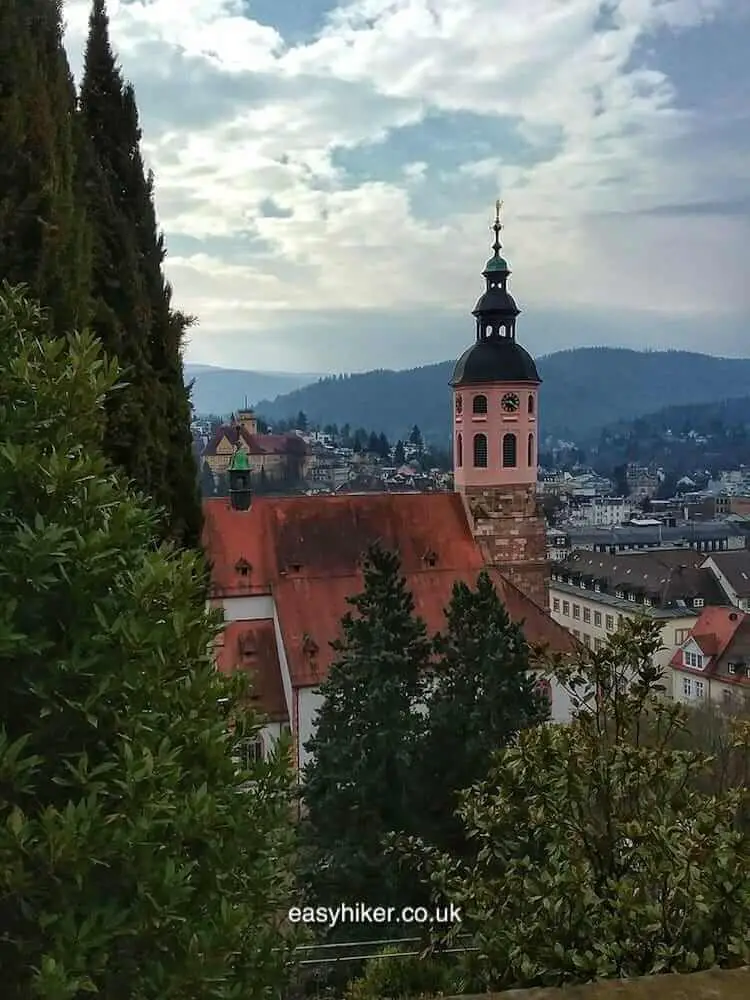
(451, 202, 548, 608)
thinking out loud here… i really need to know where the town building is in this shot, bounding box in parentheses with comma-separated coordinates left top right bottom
(202, 203, 577, 769)
(202, 409, 309, 483)
(549, 548, 730, 671)
(669, 606, 750, 709)
(564, 497, 635, 528)
(563, 520, 745, 555)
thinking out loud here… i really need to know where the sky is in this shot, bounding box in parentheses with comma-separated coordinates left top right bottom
(63, 0, 750, 373)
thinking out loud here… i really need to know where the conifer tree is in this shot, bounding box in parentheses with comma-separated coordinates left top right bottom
(417, 572, 549, 856)
(300, 544, 432, 927)
(0, 285, 296, 998)
(79, 0, 202, 548)
(0, 0, 90, 333)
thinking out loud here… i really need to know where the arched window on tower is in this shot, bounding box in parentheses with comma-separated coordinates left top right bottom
(473, 433, 488, 468)
(472, 394, 488, 415)
(502, 432, 517, 468)
(527, 432, 534, 468)
(528, 393, 535, 415)
(456, 433, 463, 468)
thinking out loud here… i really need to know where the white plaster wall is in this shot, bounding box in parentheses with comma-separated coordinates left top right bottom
(222, 595, 275, 621)
(548, 677, 579, 723)
(260, 721, 283, 755)
(297, 686, 325, 772)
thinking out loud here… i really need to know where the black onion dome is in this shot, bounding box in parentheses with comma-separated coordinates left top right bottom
(472, 285, 519, 316)
(451, 339, 540, 387)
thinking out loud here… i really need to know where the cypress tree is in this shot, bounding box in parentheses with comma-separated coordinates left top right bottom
(79, 0, 202, 547)
(299, 544, 432, 932)
(0, 0, 90, 333)
(416, 571, 550, 857)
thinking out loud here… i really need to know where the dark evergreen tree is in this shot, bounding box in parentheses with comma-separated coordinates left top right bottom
(79, 0, 202, 548)
(367, 431, 380, 454)
(296, 409, 308, 431)
(409, 424, 423, 452)
(0, 0, 90, 333)
(416, 572, 549, 857)
(393, 439, 406, 465)
(300, 544, 432, 930)
(200, 460, 216, 497)
(612, 463, 629, 497)
(377, 432, 390, 458)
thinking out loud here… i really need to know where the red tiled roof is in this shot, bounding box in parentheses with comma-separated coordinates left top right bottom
(202, 424, 306, 458)
(669, 606, 747, 673)
(215, 620, 288, 721)
(204, 492, 575, 688)
(274, 566, 573, 687)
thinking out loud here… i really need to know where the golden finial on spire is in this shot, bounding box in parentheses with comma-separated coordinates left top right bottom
(495, 198, 503, 224)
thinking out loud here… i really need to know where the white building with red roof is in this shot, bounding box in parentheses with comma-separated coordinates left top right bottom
(670, 606, 750, 709)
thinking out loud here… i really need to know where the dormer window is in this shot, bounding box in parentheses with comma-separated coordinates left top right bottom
(423, 549, 438, 568)
(234, 558, 252, 577)
(594, 583, 601, 593)
(615, 589, 625, 599)
(693, 598, 704, 608)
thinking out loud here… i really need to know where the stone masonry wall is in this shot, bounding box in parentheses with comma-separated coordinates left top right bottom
(461, 484, 549, 610)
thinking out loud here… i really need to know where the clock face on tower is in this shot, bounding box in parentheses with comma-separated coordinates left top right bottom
(501, 392, 520, 413)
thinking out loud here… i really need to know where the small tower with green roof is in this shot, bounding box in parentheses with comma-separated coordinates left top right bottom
(228, 445, 252, 511)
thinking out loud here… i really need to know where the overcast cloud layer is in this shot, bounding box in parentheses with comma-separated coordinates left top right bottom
(63, 0, 750, 372)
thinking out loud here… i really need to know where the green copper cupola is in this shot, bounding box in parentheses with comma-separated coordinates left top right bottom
(228, 445, 252, 511)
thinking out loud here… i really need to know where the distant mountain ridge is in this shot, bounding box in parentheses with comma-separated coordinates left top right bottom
(247, 348, 750, 443)
(184, 365, 325, 415)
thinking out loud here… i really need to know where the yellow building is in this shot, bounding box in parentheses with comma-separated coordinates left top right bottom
(548, 548, 730, 673)
(202, 410, 309, 482)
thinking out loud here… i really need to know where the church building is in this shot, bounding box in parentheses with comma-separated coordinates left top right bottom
(202, 204, 577, 769)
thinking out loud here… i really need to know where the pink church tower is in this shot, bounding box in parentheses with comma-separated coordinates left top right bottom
(451, 201, 548, 608)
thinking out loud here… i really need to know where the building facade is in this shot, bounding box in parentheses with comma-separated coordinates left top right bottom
(549, 548, 730, 671)
(669, 606, 750, 708)
(203, 409, 309, 482)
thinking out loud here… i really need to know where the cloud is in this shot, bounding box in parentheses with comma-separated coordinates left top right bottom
(63, 0, 750, 371)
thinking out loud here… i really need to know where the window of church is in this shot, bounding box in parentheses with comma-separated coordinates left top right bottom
(456, 433, 463, 467)
(502, 432, 517, 467)
(528, 393, 535, 415)
(527, 432, 534, 467)
(473, 433, 488, 467)
(472, 394, 488, 415)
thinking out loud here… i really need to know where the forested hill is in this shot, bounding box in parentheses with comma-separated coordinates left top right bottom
(585, 395, 750, 475)
(251, 348, 750, 443)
